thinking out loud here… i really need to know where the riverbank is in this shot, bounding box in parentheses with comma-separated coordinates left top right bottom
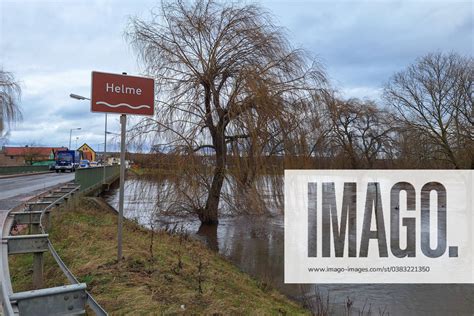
(8, 198, 308, 314)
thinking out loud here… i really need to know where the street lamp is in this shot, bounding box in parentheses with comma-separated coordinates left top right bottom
(69, 93, 90, 101)
(69, 128, 81, 149)
(70, 92, 108, 183)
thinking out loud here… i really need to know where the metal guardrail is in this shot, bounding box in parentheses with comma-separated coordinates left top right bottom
(38, 184, 79, 234)
(5, 235, 49, 255)
(1, 198, 18, 315)
(10, 283, 88, 315)
(0, 166, 50, 175)
(37, 184, 109, 316)
(0, 281, 14, 315)
(0, 182, 108, 315)
(47, 241, 106, 316)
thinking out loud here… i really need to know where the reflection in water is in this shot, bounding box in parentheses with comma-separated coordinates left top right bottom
(104, 178, 474, 316)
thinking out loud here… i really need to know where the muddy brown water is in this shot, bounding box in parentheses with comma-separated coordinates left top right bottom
(103, 178, 473, 316)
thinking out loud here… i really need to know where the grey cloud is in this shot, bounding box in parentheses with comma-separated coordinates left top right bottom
(264, 0, 473, 98)
(1, 0, 472, 147)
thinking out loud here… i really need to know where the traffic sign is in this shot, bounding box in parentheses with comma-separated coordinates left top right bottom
(91, 71, 154, 116)
(90, 70, 155, 262)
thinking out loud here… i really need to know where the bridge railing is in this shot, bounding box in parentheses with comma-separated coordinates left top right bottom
(75, 165, 120, 194)
(0, 165, 50, 175)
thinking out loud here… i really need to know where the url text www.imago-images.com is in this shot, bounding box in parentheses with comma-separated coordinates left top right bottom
(284, 170, 473, 283)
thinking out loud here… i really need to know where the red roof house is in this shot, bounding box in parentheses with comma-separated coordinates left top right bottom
(0, 146, 68, 166)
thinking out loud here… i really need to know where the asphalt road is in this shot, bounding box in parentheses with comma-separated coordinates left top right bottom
(0, 172, 75, 209)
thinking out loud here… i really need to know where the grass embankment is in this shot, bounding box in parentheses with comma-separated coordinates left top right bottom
(9, 198, 307, 315)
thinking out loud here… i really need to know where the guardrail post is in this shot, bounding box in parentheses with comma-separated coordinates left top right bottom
(5, 234, 49, 290)
(46, 211, 51, 231)
(31, 224, 43, 289)
(33, 253, 44, 289)
(31, 222, 40, 234)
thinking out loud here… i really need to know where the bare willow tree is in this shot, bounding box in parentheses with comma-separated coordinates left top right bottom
(310, 93, 397, 169)
(0, 69, 22, 134)
(352, 100, 397, 168)
(126, 0, 326, 224)
(384, 52, 473, 168)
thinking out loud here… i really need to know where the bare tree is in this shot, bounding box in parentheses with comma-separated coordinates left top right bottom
(317, 96, 393, 168)
(126, 0, 326, 224)
(353, 100, 397, 168)
(383, 52, 473, 168)
(326, 97, 361, 168)
(0, 69, 22, 133)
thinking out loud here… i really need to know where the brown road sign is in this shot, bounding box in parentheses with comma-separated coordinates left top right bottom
(91, 71, 154, 116)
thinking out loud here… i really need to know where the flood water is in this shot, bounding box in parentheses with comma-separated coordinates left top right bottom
(103, 178, 474, 316)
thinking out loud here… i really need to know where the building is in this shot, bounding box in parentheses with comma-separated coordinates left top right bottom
(77, 143, 96, 161)
(0, 146, 68, 166)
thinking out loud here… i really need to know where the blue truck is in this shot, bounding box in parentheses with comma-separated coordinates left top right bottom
(54, 150, 82, 173)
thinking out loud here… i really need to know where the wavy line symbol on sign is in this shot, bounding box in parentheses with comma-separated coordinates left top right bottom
(96, 101, 151, 110)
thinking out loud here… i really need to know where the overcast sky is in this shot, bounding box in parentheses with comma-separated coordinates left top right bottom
(0, 0, 472, 151)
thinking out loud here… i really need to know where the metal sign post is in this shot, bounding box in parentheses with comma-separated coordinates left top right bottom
(117, 114, 126, 261)
(90, 71, 154, 263)
(103, 113, 107, 185)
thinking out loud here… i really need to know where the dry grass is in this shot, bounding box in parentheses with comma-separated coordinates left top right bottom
(9, 198, 308, 315)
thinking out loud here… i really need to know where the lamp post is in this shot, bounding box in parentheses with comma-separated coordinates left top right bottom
(68, 128, 81, 149)
(69, 93, 89, 101)
(68, 95, 89, 150)
(70, 93, 108, 183)
(103, 113, 107, 184)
